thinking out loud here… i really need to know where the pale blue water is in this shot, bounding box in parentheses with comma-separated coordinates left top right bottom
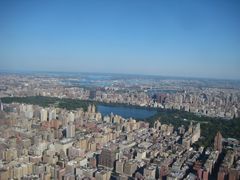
(97, 105, 157, 119)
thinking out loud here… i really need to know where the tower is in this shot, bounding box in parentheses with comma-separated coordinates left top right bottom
(214, 131, 223, 153)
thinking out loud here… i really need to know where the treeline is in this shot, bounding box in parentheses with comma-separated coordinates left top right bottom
(1, 96, 95, 111)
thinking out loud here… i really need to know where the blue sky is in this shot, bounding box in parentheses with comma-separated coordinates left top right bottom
(0, 0, 240, 79)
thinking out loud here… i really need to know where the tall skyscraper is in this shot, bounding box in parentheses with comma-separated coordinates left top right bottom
(214, 131, 223, 153)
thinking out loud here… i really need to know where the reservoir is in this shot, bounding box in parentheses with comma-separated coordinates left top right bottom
(97, 105, 157, 119)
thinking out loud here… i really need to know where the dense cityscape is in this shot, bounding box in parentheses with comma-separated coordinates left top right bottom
(0, 72, 239, 180)
(0, 73, 239, 119)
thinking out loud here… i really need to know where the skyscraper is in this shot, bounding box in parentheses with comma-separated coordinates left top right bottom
(214, 131, 223, 153)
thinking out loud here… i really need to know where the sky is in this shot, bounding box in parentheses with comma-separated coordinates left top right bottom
(0, 0, 240, 79)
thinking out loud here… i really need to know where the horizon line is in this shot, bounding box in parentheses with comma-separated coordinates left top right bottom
(0, 68, 240, 82)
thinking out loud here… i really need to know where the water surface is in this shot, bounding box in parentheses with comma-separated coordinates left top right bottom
(97, 105, 156, 119)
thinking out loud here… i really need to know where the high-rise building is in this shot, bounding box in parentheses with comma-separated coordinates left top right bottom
(95, 170, 111, 180)
(89, 90, 96, 100)
(123, 160, 138, 177)
(0, 99, 3, 111)
(214, 131, 223, 153)
(88, 105, 92, 113)
(192, 123, 201, 143)
(188, 122, 193, 134)
(0, 169, 9, 180)
(25, 105, 33, 119)
(203, 170, 209, 180)
(87, 104, 96, 113)
(159, 165, 168, 178)
(66, 122, 75, 138)
(154, 120, 161, 130)
(92, 105, 96, 113)
(144, 165, 156, 178)
(67, 112, 75, 122)
(217, 171, 225, 180)
(115, 159, 125, 174)
(48, 109, 56, 121)
(40, 109, 48, 122)
(99, 148, 117, 169)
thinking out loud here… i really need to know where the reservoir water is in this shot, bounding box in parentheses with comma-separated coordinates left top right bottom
(97, 105, 157, 119)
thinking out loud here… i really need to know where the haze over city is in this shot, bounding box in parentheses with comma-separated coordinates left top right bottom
(1, 0, 240, 79)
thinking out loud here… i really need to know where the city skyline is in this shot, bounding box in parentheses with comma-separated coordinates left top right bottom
(1, 0, 240, 79)
(0, 72, 240, 179)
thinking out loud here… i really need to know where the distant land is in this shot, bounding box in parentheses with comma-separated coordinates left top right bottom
(1, 69, 240, 81)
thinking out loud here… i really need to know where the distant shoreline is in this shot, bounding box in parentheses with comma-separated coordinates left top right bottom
(1, 69, 240, 82)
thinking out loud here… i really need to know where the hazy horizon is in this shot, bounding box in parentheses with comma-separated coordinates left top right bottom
(1, 68, 240, 81)
(1, 0, 240, 79)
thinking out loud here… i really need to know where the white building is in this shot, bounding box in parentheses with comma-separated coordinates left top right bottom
(67, 122, 75, 138)
(40, 108, 48, 121)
